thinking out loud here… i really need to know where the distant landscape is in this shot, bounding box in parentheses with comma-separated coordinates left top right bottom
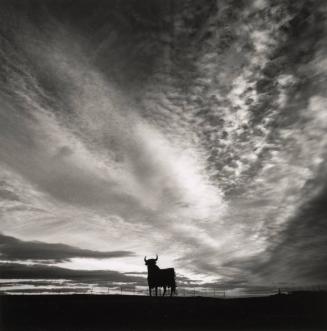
(1, 292, 326, 330)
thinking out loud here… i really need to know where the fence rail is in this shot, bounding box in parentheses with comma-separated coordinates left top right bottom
(1, 285, 325, 297)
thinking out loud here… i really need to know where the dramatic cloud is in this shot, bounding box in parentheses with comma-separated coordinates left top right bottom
(0, 0, 326, 293)
(0, 233, 134, 262)
(0, 261, 144, 283)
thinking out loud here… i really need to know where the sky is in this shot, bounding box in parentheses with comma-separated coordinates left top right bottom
(0, 0, 327, 296)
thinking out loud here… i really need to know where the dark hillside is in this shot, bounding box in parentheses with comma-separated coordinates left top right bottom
(1, 292, 326, 330)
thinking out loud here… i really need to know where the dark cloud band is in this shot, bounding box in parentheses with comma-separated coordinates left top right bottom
(0, 233, 134, 262)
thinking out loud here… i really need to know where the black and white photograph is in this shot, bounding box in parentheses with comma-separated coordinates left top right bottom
(0, 0, 326, 330)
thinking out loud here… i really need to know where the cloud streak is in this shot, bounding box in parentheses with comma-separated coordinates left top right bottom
(0, 0, 326, 291)
(0, 233, 134, 262)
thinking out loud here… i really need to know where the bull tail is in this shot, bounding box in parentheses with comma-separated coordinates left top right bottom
(171, 269, 177, 295)
(172, 283, 176, 294)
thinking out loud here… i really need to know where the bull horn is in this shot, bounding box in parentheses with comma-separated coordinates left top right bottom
(155, 254, 158, 261)
(144, 256, 147, 262)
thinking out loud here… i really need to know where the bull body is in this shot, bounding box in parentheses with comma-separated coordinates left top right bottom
(144, 256, 176, 296)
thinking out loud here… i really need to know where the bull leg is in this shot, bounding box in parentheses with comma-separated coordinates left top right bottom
(163, 286, 166, 296)
(149, 286, 152, 296)
(155, 287, 158, 296)
(170, 287, 173, 297)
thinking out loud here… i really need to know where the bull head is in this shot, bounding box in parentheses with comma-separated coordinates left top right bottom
(144, 255, 158, 265)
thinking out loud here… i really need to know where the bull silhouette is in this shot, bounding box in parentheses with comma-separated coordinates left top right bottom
(144, 255, 176, 296)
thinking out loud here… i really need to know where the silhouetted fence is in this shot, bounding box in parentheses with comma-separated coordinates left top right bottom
(1, 284, 325, 296)
(83, 285, 327, 297)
